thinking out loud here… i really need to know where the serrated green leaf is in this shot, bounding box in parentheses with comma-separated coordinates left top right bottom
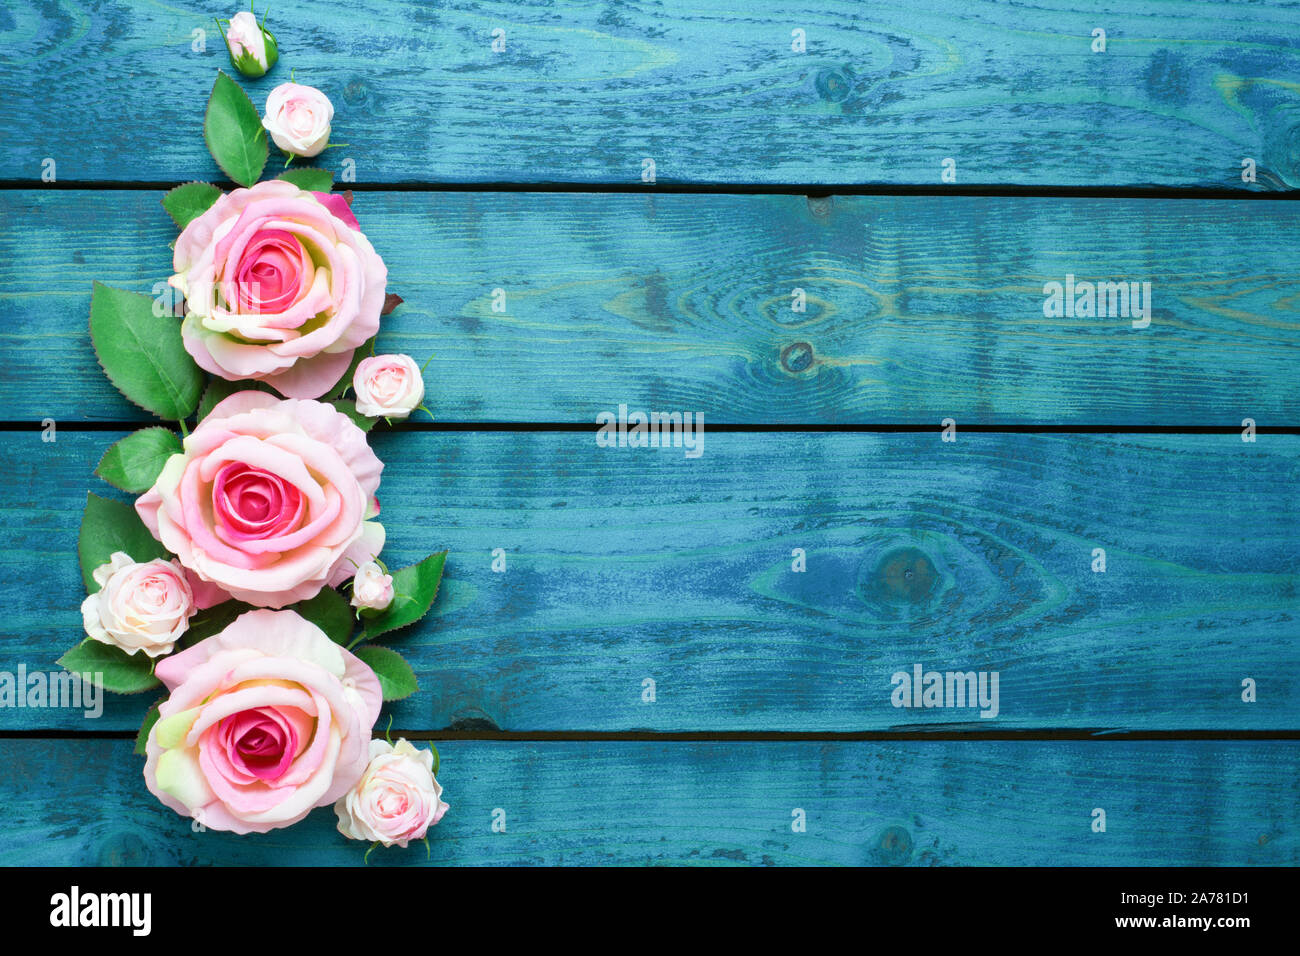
(278, 167, 333, 191)
(178, 599, 255, 649)
(196, 377, 276, 421)
(332, 398, 377, 432)
(94, 427, 182, 493)
(326, 338, 375, 399)
(90, 282, 204, 421)
(59, 641, 160, 695)
(135, 699, 164, 755)
(161, 182, 222, 229)
(292, 586, 353, 645)
(352, 645, 418, 701)
(359, 551, 447, 642)
(79, 492, 170, 593)
(204, 70, 268, 187)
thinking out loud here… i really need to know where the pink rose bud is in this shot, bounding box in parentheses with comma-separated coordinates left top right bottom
(350, 561, 394, 612)
(220, 8, 278, 78)
(80, 552, 196, 658)
(353, 354, 426, 419)
(262, 82, 333, 157)
(335, 738, 448, 848)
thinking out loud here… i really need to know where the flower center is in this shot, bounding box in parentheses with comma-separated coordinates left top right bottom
(232, 229, 309, 314)
(212, 463, 305, 541)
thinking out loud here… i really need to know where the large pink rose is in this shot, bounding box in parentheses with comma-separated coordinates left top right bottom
(136, 391, 384, 608)
(143, 609, 382, 834)
(169, 179, 386, 399)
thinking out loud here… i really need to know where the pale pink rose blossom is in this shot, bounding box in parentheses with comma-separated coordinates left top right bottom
(262, 82, 333, 157)
(80, 552, 196, 658)
(335, 738, 448, 847)
(353, 354, 425, 419)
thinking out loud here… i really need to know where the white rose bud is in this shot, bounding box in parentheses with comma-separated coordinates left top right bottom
(262, 82, 334, 157)
(350, 561, 395, 613)
(80, 552, 196, 658)
(353, 354, 425, 419)
(335, 738, 449, 848)
(220, 9, 279, 79)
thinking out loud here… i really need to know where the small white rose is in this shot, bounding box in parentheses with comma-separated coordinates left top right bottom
(80, 552, 196, 658)
(350, 561, 394, 612)
(262, 82, 333, 157)
(353, 354, 425, 419)
(222, 9, 278, 78)
(335, 738, 449, 848)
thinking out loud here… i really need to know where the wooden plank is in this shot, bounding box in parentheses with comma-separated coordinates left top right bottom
(0, 739, 1293, 865)
(3, 430, 1296, 733)
(3, 1, 1299, 187)
(3, 190, 1299, 426)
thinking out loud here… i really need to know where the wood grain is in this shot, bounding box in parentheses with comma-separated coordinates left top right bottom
(3, 430, 1295, 733)
(0, 739, 1293, 866)
(2, 1, 1299, 187)
(3, 190, 1299, 425)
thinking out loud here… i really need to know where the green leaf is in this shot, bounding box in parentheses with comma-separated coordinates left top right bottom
(204, 70, 268, 187)
(278, 167, 333, 192)
(90, 282, 204, 421)
(352, 645, 418, 701)
(326, 337, 375, 399)
(178, 599, 255, 649)
(79, 492, 170, 593)
(161, 182, 222, 229)
(58, 641, 160, 695)
(292, 587, 353, 646)
(196, 377, 276, 420)
(359, 551, 447, 642)
(94, 427, 183, 493)
(332, 399, 377, 432)
(135, 700, 164, 755)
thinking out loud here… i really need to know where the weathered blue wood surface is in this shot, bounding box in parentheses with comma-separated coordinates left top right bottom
(0, 739, 1294, 866)
(3, 430, 1295, 732)
(2, 1, 1299, 187)
(3, 190, 1300, 425)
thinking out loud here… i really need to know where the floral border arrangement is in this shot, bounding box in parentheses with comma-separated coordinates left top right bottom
(62, 9, 448, 852)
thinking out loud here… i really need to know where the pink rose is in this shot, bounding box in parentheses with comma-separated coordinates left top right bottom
(353, 354, 425, 419)
(80, 552, 196, 658)
(262, 82, 333, 157)
(169, 179, 386, 399)
(144, 609, 382, 834)
(334, 738, 448, 847)
(136, 391, 385, 608)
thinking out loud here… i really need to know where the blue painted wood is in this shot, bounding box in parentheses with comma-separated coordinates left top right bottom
(3, 430, 1295, 732)
(0, 739, 1293, 866)
(3, 190, 1300, 425)
(2, 1, 1298, 187)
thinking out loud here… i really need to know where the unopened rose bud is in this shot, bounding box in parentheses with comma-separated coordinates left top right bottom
(219, 8, 279, 79)
(351, 561, 395, 613)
